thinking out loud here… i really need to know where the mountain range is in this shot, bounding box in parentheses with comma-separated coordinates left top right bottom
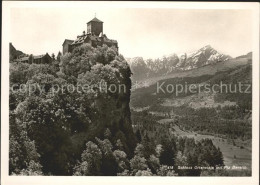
(127, 45, 251, 81)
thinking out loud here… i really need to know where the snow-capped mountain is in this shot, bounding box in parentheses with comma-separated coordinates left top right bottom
(176, 45, 231, 70)
(127, 45, 232, 81)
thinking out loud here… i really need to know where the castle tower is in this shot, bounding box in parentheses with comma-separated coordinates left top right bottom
(87, 17, 103, 36)
(63, 16, 118, 54)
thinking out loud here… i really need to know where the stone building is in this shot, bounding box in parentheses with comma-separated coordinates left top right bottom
(63, 17, 118, 54)
(15, 53, 52, 64)
(62, 39, 74, 54)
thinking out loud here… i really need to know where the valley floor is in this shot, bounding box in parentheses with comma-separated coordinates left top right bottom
(159, 118, 251, 170)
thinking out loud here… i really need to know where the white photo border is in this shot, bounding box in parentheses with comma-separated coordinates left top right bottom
(1, 1, 259, 185)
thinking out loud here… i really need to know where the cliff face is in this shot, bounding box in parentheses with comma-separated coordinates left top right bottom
(83, 55, 137, 157)
(59, 43, 137, 162)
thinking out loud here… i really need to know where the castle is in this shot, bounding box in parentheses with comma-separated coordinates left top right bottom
(62, 17, 118, 54)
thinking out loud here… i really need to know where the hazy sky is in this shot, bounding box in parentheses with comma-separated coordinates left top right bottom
(10, 7, 252, 59)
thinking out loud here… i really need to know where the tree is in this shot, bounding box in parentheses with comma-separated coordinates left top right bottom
(141, 134, 155, 159)
(175, 151, 189, 176)
(135, 129, 142, 142)
(104, 128, 112, 139)
(155, 144, 163, 158)
(113, 150, 128, 173)
(115, 139, 124, 150)
(117, 169, 131, 176)
(148, 154, 160, 173)
(135, 168, 153, 176)
(57, 51, 62, 62)
(159, 138, 176, 166)
(73, 161, 90, 176)
(9, 113, 42, 175)
(16, 161, 43, 176)
(95, 138, 118, 175)
(51, 53, 55, 60)
(134, 143, 145, 157)
(157, 165, 177, 176)
(130, 155, 148, 173)
(74, 141, 102, 175)
(14, 95, 74, 175)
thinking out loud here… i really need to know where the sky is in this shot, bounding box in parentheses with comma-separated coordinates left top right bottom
(10, 7, 252, 59)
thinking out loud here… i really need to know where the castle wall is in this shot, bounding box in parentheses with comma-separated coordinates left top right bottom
(63, 42, 71, 54)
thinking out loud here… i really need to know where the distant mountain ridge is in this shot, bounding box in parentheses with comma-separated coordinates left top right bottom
(236, 52, 252, 60)
(127, 45, 233, 81)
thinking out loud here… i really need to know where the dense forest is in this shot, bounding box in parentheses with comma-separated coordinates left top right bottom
(9, 43, 248, 176)
(131, 111, 225, 176)
(10, 44, 137, 175)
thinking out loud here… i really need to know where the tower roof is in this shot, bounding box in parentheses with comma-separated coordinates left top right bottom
(87, 17, 103, 24)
